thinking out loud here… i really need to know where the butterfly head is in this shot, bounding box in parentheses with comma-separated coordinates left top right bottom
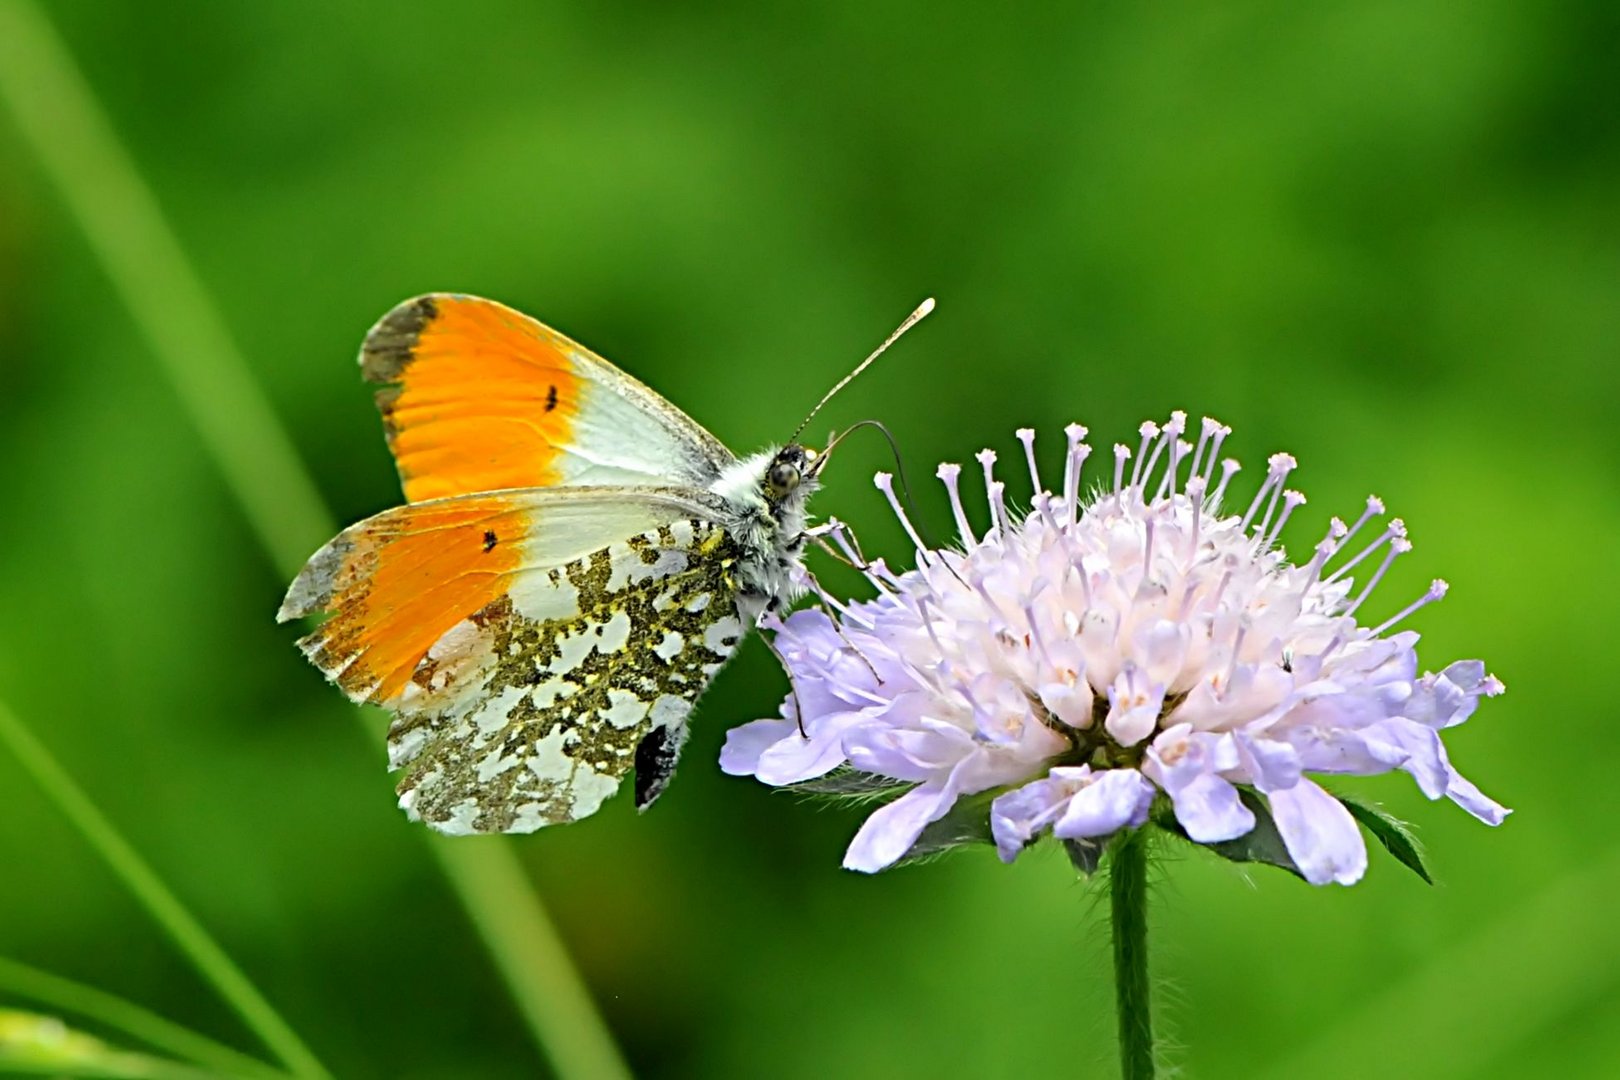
(762, 443, 824, 509)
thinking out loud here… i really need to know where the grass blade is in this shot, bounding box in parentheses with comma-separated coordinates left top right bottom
(0, 5, 630, 1077)
(0, 701, 327, 1079)
(0, 957, 287, 1080)
(0, 1007, 250, 1079)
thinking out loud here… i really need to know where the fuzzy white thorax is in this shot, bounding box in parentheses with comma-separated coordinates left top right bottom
(708, 445, 819, 622)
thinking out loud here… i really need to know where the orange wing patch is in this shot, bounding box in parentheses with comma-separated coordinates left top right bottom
(363, 295, 582, 503)
(278, 494, 535, 703)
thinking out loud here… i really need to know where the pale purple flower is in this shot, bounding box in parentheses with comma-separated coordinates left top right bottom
(722, 414, 1508, 885)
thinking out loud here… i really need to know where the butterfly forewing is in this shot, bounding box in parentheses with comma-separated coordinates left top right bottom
(362, 294, 736, 501)
(389, 518, 748, 834)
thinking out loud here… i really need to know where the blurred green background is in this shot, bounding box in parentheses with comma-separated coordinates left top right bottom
(2, 1, 1617, 1076)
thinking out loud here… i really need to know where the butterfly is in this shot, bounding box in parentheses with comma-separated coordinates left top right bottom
(278, 293, 931, 835)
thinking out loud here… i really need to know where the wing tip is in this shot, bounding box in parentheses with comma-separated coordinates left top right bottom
(360, 294, 442, 384)
(277, 534, 354, 622)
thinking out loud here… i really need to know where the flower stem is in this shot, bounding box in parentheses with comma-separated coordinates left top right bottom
(1111, 829, 1155, 1080)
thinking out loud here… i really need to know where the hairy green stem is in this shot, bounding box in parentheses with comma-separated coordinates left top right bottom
(0, 701, 327, 1079)
(1111, 829, 1154, 1080)
(0, 4, 630, 1078)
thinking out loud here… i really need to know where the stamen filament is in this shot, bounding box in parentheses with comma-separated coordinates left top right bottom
(1210, 459, 1241, 509)
(1344, 537, 1412, 616)
(1062, 423, 1089, 523)
(936, 463, 978, 549)
(874, 472, 931, 560)
(1130, 422, 1159, 490)
(1113, 444, 1131, 496)
(1016, 428, 1042, 496)
(1371, 579, 1449, 635)
(1326, 519, 1406, 585)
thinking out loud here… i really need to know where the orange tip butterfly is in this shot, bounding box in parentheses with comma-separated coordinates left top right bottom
(278, 294, 932, 834)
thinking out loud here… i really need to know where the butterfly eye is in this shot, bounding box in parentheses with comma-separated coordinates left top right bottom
(768, 461, 801, 497)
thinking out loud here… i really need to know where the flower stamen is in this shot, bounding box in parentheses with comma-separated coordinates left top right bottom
(936, 463, 978, 549)
(1371, 578, 1449, 635)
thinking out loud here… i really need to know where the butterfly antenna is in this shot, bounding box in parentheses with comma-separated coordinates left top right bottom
(790, 297, 935, 444)
(819, 419, 949, 560)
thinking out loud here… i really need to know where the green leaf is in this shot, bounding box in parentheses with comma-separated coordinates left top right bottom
(1152, 790, 1306, 880)
(895, 790, 998, 865)
(787, 767, 910, 804)
(1338, 794, 1435, 884)
(1063, 836, 1110, 876)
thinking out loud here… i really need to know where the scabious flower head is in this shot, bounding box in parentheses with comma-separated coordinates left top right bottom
(722, 413, 1508, 885)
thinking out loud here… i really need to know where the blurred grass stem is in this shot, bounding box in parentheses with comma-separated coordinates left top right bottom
(0, 700, 326, 1079)
(0, 4, 631, 1078)
(0, 957, 289, 1080)
(1111, 830, 1155, 1080)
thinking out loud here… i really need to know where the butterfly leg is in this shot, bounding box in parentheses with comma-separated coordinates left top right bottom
(799, 569, 883, 691)
(755, 619, 812, 739)
(808, 518, 872, 571)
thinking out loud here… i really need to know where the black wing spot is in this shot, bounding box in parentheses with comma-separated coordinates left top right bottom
(483, 530, 499, 552)
(634, 724, 679, 810)
(545, 385, 559, 412)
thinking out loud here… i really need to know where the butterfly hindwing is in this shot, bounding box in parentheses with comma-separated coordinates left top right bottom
(389, 518, 749, 834)
(278, 486, 749, 834)
(361, 294, 737, 502)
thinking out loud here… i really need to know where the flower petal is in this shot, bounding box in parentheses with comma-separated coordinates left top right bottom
(1445, 768, 1511, 826)
(990, 767, 1092, 862)
(753, 710, 871, 785)
(718, 718, 798, 777)
(1268, 780, 1367, 886)
(1104, 662, 1165, 747)
(843, 721, 972, 781)
(1233, 733, 1302, 793)
(1052, 769, 1156, 840)
(1166, 772, 1254, 843)
(842, 783, 952, 873)
(1363, 718, 1448, 799)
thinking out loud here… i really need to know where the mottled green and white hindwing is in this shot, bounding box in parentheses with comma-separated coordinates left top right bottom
(388, 518, 748, 834)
